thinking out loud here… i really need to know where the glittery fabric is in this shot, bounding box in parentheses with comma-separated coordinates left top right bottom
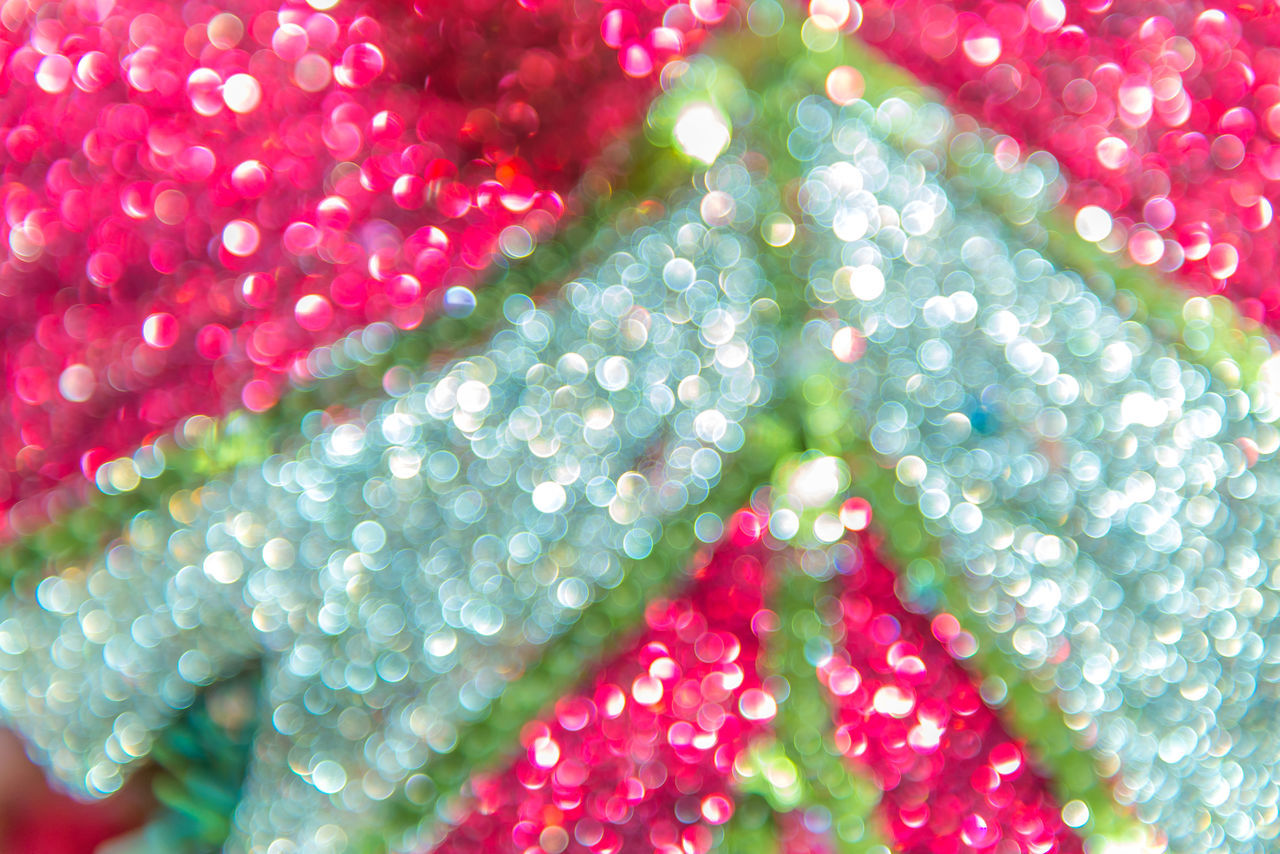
(425, 510, 773, 854)
(0, 0, 722, 530)
(819, 535, 1081, 853)
(0, 173, 772, 853)
(853, 1, 1280, 324)
(784, 89, 1280, 851)
(11, 5, 1280, 853)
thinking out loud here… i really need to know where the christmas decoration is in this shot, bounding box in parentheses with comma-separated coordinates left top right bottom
(2, 3, 1280, 854)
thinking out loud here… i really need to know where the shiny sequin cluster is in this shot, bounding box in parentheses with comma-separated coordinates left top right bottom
(0, 0, 722, 530)
(784, 90, 1280, 851)
(426, 510, 773, 854)
(0, 172, 773, 852)
(854, 0, 1280, 323)
(10, 5, 1280, 854)
(819, 536, 1080, 853)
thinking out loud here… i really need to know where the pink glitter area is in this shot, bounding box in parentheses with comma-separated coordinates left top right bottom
(855, 1, 1280, 325)
(819, 535, 1081, 854)
(776, 809, 839, 853)
(0, 0, 719, 531)
(428, 511, 773, 854)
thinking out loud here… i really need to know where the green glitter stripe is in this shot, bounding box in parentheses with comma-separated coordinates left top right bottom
(944, 117, 1275, 396)
(663, 22, 1149, 842)
(759, 558, 895, 854)
(734, 14, 1186, 850)
(809, 417, 1142, 849)
(355, 421, 894, 853)
(103, 408, 799, 854)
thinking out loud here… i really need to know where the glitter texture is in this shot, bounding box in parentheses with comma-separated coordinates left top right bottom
(426, 510, 772, 854)
(0, 0, 720, 531)
(785, 85, 1280, 851)
(855, 1, 1280, 326)
(0, 175, 772, 852)
(820, 535, 1081, 853)
(8, 6, 1280, 854)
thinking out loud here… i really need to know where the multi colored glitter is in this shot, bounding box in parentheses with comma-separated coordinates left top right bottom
(0, 172, 773, 852)
(4, 4, 1280, 854)
(855, 1, 1280, 325)
(784, 79, 1280, 851)
(819, 535, 1081, 853)
(426, 509, 772, 854)
(0, 0, 720, 531)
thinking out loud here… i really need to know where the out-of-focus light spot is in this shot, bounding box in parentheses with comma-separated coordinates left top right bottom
(674, 103, 730, 165)
(223, 73, 262, 113)
(962, 27, 1001, 66)
(1208, 243, 1239, 279)
(222, 219, 261, 256)
(839, 497, 871, 531)
(36, 56, 73, 94)
(295, 294, 334, 331)
(1095, 136, 1129, 169)
(1061, 800, 1091, 829)
(789, 456, 847, 507)
(700, 794, 733, 825)
(831, 325, 865, 363)
(1075, 205, 1112, 242)
(825, 65, 865, 106)
(142, 312, 179, 349)
(58, 364, 95, 402)
(762, 213, 796, 247)
(809, 0, 851, 30)
(1027, 0, 1066, 32)
(532, 482, 567, 513)
(738, 689, 776, 721)
(1128, 227, 1164, 265)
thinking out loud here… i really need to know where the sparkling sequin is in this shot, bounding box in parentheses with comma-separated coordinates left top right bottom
(818, 535, 1080, 853)
(0, 0, 723, 531)
(784, 88, 1280, 852)
(426, 511, 772, 854)
(854, 1, 1280, 328)
(0, 175, 773, 852)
